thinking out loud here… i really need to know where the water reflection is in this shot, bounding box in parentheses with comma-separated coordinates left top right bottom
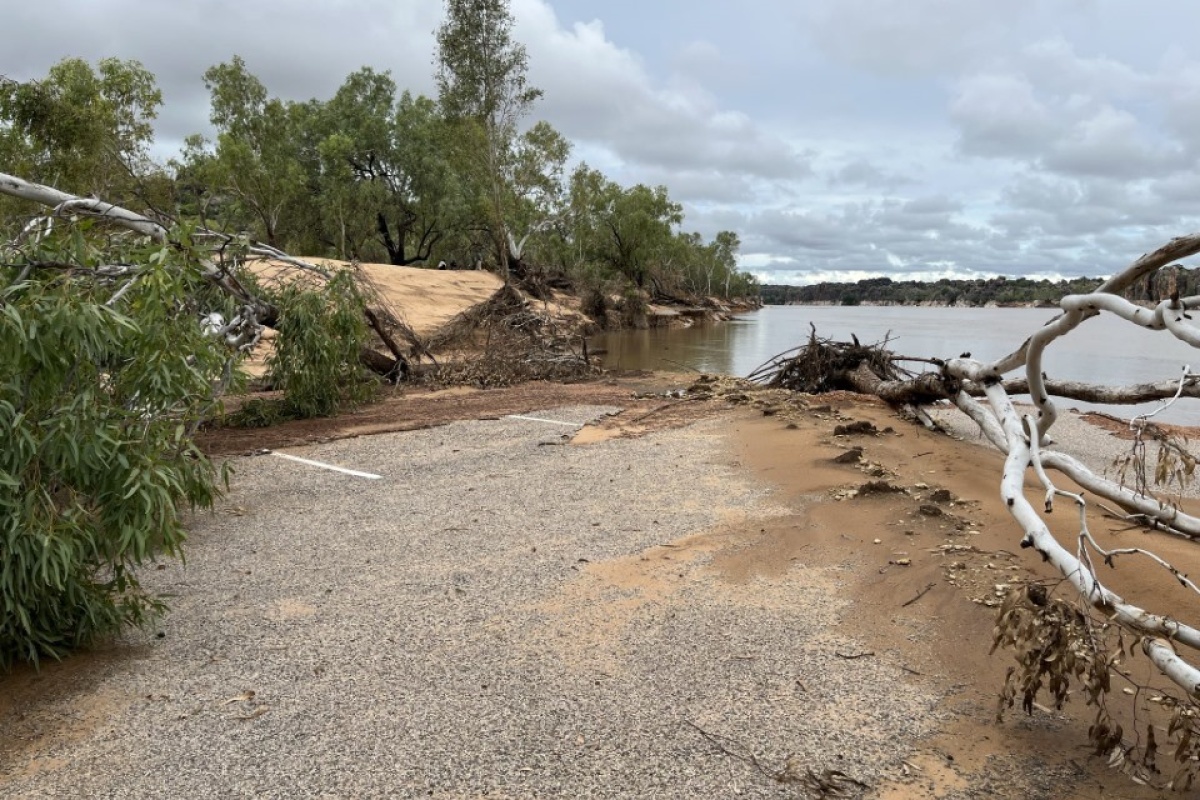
(590, 317, 759, 376)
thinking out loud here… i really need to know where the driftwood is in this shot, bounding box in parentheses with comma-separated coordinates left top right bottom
(752, 326, 1200, 410)
(422, 283, 594, 387)
(997, 375, 1200, 404)
(750, 326, 957, 406)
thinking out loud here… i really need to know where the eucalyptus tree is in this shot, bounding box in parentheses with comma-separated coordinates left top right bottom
(189, 56, 308, 246)
(712, 230, 741, 297)
(332, 82, 459, 266)
(504, 120, 571, 272)
(595, 183, 683, 289)
(0, 181, 235, 667)
(313, 68, 415, 262)
(435, 0, 543, 277)
(0, 58, 162, 224)
(554, 163, 609, 276)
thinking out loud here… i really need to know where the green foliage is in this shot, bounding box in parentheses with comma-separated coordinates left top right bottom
(761, 275, 1108, 306)
(188, 57, 309, 246)
(557, 165, 686, 290)
(0, 58, 163, 227)
(435, 0, 542, 126)
(222, 397, 287, 429)
(5, 42, 758, 309)
(436, 0, 547, 276)
(264, 270, 377, 418)
(0, 222, 230, 668)
(174, 45, 752, 299)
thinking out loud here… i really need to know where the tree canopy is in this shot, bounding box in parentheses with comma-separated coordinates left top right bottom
(99, 2, 753, 297)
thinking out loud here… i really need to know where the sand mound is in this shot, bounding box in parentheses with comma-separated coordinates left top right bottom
(240, 258, 590, 378)
(247, 258, 504, 337)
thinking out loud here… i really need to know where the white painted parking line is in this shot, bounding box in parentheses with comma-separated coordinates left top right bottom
(271, 451, 382, 479)
(505, 414, 581, 427)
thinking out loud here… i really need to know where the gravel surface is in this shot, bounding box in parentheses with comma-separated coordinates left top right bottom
(3, 405, 946, 799)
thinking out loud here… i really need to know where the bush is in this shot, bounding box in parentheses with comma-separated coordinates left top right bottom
(619, 286, 649, 328)
(264, 270, 377, 418)
(580, 286, 609, 327)
(0, 226, 231, 667)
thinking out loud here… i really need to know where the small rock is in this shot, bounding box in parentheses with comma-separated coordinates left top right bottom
(859, 480, 904, 495)
(833, 447, 863, 464)
(918, 504, 944, 517)
(834, 420, 878, 436)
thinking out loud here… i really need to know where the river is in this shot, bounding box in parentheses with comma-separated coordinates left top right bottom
(590, 305, 1200, 425)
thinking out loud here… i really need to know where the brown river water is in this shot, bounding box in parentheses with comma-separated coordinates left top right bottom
(590, 305, 1200, 425)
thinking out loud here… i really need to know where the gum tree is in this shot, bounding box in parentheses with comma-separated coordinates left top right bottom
(0, 57, 162, 224)
(435, 0, 543, 277)
(755, 233, 1200, 787)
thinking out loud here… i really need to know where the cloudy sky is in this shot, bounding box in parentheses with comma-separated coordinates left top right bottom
(8, 0, 1200, 284)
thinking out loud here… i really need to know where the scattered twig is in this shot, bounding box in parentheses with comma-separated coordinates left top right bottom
(901, 582, 937, 607)
(799, 768, 870, 796)
(835, 650, 875, 660)
(627, 396, 706, 424)
(683, 721, 867, 795)
(683, 720, 775, 781)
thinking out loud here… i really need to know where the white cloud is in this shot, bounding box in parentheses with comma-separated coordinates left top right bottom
(951, 73, 1056, 159)
(798, 0, 1039, 76)
(518, 1, 811, 187)
(8, 0, 1200, 284)
(1043, 106, 1189, 179)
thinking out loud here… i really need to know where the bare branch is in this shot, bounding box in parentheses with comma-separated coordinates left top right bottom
(0, 171, 167, 240)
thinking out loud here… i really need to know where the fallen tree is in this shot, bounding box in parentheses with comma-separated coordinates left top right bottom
(0, 171, 413, 380)
(754, 235, 1200, 787)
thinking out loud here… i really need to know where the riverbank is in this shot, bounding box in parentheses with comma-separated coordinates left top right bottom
(2, 373, 1187, 798)
(242, 259, 752, 378)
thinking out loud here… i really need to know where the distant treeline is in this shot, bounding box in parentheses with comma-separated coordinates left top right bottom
(762, 266, 1200, 307)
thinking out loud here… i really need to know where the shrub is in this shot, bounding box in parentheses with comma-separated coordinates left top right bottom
(0, 226, 231, 667)
(263, 270, 377, 418)
(580, 286, 608, 327)
(619, 286, 648, 328)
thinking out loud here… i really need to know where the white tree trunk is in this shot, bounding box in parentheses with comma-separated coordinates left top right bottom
(0, 172, 167, 239)
(943, 232, 1200, 701)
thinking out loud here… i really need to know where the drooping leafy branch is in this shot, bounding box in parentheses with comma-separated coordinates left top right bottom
(1, 211, 233, 667)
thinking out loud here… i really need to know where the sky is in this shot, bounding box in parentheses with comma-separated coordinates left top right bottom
(8, 0, 1200, 285)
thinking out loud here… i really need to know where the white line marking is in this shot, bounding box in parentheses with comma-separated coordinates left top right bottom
(271, 452, 382, 479)
(505, 414, 581, 427)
